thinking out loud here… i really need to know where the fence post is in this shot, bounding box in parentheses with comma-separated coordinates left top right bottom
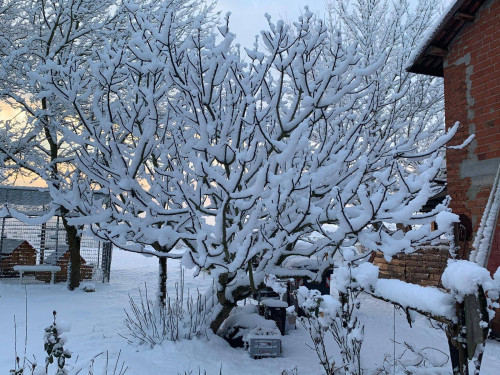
(102, 241, 112, 282)
(40, 222, 47, 264)
(55, 216, 60, 254)
(0, 217, 5, 275)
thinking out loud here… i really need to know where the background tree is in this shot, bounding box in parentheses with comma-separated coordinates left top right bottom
(0, 0, 213, 292)
(0, 0, 123, 289)
(327, 0, 445, 153)
(15, 0, 215, 301)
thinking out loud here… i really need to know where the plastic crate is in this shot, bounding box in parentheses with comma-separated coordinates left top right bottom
(248, 337, 281, 359)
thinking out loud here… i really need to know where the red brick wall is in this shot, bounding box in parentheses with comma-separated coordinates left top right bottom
(54, 251, 93, 282)
(371, 246, 449, 287)
(443, 0, 500, 274)
(0, 243, 36, 276)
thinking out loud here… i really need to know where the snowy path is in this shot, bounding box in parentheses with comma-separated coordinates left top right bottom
(1, 250, 499, 374)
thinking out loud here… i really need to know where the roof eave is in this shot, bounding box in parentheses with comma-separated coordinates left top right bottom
(407, 64, 444, 78)
(406, 0, 485, 77)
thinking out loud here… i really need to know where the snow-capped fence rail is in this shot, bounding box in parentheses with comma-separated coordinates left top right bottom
(364, 257, 499, 375)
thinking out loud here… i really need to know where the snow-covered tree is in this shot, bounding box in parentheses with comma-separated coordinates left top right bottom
(37, 2, 462, 332)
(0, 0, 125, 289)
(0, 0, 212, 291)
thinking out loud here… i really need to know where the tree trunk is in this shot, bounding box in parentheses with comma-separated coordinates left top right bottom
(158, 257, 167, 307)
(210, 300, 237, 334)
(61, 213, 82, 291)
(209, 274, 251, 333)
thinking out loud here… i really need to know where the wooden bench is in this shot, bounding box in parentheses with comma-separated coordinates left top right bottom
(13, 265, 61, 284)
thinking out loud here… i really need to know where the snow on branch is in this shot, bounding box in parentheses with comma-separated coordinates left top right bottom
(470, 163, 500, 267)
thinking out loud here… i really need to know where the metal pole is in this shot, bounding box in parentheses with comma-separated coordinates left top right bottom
(0, 217, 5, 253)
(0, 217, 5, 275)
(40, 222, 47, 264)
(55, 216, 60, 254)
(97, 239, 101, 269)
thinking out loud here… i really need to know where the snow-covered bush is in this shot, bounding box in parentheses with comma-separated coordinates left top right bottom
(123, 277, 216, 346)
(9, 310, 127, 375)
(9, 356, 37, 375)
(83, 351, 128, 375)
(298, 261, 366, 375)
(299, 258, 500, 375)
(44, 311, 71, 375)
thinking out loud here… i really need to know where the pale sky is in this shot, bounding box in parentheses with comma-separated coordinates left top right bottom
(216, 0, 328, 48)
(215, 0, 454, 49)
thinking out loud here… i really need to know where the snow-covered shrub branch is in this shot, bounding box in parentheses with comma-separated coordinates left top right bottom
(123, 275, 216, 346)
(374, 341, 450, 375)
(10, 310, 128, 375)
(297, 258, 372, 375)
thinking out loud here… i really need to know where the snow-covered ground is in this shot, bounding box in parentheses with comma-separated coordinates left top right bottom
(1, 250, 499, 374)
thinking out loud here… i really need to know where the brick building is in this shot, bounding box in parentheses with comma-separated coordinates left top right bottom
(408, 0, 499, 333)
(0, 239, 37, 276)
(40, 249, 93, 283)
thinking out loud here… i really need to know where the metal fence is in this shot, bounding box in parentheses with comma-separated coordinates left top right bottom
(0, 216, 112, 283)
(0, 186, 112, 283)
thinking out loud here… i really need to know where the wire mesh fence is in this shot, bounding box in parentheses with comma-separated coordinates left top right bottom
(0, 216, 112, 284)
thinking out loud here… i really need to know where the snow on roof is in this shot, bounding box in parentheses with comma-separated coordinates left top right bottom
(13, 265, 61, 272)
(44, 247, 70, 265)
(0, 238, 30, 256)
(281, 255, 324, 270)
(260, 298, 288, 308)
(0, 185, 53, 216)
(405, 0, 460, 73)
(0, 185, 108, 217)
(406, 0, 488, 76)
